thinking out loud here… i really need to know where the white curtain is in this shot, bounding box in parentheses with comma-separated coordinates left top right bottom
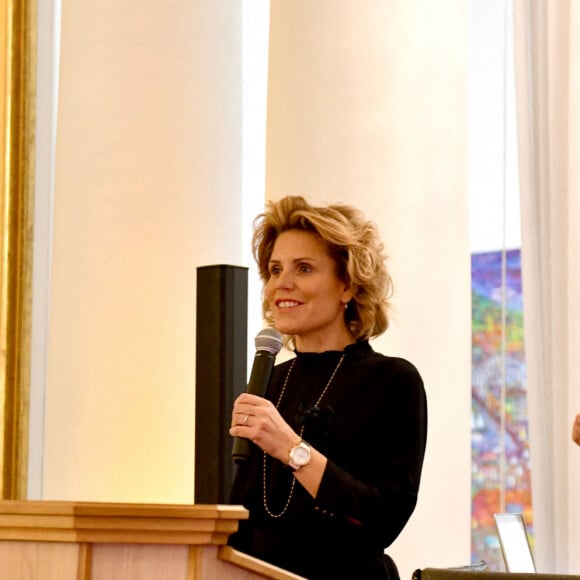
(513, 0, 580, 573)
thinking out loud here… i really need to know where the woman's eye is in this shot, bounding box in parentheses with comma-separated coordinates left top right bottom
(269, 265, 281, 276)
(298, 263, 313, 273)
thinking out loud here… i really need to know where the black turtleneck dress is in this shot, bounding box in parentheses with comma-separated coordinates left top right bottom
(228, 341, 427, 580)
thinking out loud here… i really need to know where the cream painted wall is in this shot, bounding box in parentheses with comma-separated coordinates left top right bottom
(44, 0, 245, 503)
(266, 1, 471, 577)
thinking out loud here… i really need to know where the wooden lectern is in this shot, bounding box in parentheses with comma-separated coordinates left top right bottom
(0, 501, 305, 580)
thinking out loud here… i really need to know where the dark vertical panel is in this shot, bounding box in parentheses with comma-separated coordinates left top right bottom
(195, 265, 248, 503)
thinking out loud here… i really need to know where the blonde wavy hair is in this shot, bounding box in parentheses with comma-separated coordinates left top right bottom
(252, 196, 392, 341)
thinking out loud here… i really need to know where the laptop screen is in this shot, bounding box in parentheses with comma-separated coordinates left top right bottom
(494, 513, 536, 573)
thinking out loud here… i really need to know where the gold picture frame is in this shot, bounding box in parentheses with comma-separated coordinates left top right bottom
(0, 0, 36, 499)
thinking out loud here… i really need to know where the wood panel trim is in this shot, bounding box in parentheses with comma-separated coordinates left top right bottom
(218, 546, 307, 580)
(77, 543, 93, 580)
(0, 500, 248, 545)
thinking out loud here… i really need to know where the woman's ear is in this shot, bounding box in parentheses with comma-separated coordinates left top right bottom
(341, 283, 358, 305)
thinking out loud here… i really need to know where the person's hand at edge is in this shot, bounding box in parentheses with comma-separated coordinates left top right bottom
(572, 413, 580, 446)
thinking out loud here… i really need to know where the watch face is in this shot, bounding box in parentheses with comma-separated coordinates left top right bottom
(291, 444, 310, 466)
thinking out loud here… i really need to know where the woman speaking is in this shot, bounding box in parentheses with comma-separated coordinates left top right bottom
(229, 196, 427, 579)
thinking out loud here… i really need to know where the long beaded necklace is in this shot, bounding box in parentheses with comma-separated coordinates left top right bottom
(262, 353, 345, 518)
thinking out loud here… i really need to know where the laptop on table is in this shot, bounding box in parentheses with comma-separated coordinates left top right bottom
(494, 513, 536, 573)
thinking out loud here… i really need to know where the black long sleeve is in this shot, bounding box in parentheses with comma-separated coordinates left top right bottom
(315, 359, 427, 549)
(229, 341, 427, 580)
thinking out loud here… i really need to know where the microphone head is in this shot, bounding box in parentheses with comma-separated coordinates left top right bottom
(255, 328, 284, 355)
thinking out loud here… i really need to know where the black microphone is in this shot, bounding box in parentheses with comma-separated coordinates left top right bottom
(232, 327, 284, 464)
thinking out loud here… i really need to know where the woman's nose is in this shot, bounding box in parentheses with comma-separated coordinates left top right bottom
(275, 270, 294, 289)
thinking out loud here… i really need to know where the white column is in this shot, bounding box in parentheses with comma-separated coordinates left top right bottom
(28, 0, 61, 500)
(266, 1, 470, 576)
(43, 0, 244, 503)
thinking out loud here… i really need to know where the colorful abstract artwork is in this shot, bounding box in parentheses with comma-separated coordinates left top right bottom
(471, 249, 533, 570)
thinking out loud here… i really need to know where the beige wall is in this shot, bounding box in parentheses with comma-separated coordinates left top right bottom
(35, 0, 471, 577)
(266, 1, 471, 576)
(44, 0, 244, 503)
